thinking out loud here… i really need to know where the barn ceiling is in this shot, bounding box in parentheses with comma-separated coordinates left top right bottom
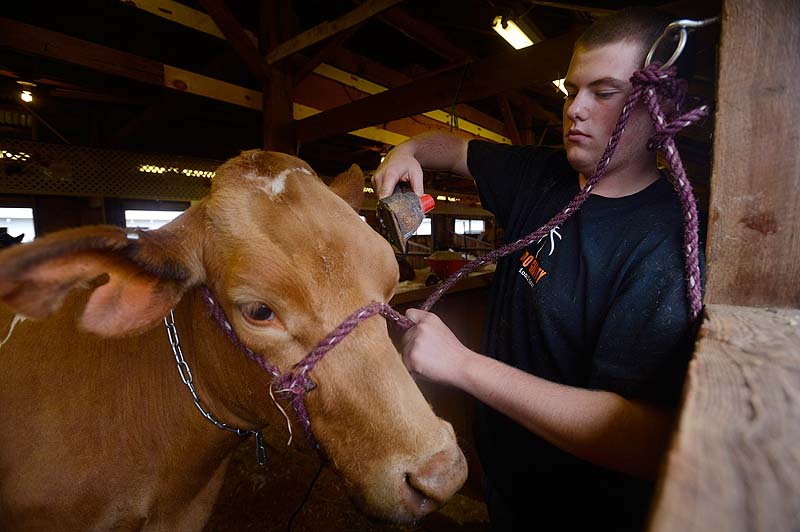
(0, 0, 719, 200)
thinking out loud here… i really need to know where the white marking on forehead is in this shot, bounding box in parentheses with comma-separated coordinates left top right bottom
(0, 314, 27, 350)
(244, 167, 312, 197)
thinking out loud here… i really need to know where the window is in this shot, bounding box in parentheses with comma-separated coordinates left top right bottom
(454, 219, 484, 235)
(0, 207, 35, 242)
(125, 209, 184, 230)
(413, 217, 432, 236)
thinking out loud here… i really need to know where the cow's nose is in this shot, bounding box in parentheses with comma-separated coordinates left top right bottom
(401, 446, 468, 518)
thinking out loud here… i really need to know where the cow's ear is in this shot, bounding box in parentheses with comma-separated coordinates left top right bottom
(329, 164, 364, 211)
(0, 205, 205, 337)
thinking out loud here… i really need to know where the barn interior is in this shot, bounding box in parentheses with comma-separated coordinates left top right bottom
(2, 0, 798, 531)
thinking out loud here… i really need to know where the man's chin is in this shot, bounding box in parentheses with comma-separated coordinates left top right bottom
(565, 151, 595, 176)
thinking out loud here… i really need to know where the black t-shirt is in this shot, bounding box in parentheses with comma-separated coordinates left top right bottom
(467, 140, 700, 531)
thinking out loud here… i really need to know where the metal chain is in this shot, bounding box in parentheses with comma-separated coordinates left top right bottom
(164, 309, 268, 465)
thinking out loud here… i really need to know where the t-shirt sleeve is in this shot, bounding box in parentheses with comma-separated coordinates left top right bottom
(588, 235, 700, 407)
(467, 140, 555, 229)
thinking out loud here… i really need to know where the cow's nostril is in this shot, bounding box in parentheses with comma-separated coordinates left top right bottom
(402, 471, 433, 516)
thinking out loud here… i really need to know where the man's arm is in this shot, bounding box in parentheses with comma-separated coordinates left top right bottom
(401, 308, 677, 480)
(373, 132, 471, 198)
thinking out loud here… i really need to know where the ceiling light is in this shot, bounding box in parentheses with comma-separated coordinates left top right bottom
(17, 81, 36, 103)
(492, 16, 537, 50)
(552, 78, 567, 95)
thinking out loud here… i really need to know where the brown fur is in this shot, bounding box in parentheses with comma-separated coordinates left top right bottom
(0, 150, 467, 531)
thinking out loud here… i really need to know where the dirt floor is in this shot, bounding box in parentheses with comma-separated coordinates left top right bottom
(204, 428, 490, 532)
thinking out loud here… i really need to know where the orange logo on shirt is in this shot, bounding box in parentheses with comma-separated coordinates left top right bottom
(519, 249, 547, 285)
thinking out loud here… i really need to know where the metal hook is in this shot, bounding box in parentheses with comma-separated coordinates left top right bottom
(645, 17, 720, 69)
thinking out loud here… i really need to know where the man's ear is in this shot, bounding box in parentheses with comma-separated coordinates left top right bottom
(0, 205, 205, 337)
(329, 164, 365, 211)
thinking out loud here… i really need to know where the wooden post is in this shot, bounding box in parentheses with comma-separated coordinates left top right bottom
(704, 0, 800, 308)
(649, 1, 800, 530)
(261, 0, 296, 153)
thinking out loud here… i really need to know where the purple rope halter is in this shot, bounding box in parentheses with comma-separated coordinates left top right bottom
(200, 287, 412, 448)
(203, 62, 708, 451)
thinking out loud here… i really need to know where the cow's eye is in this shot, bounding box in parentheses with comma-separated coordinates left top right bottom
(240, 302, 275, 323)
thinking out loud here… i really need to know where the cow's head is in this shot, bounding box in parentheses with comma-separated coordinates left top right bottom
(0, 150, 467, 522)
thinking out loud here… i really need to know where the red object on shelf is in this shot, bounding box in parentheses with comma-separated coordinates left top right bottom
(424, 257, 471, 279)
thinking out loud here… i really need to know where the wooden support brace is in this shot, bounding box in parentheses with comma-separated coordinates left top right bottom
(265, 0, 404, 64)
(296, 27, 581, 143)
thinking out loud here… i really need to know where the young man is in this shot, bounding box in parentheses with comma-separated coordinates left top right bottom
(373, 8, 701, 532)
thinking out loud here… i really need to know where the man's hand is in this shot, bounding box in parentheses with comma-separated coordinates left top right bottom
(399, 309, 473, 385)
(373, 147, 425, 199)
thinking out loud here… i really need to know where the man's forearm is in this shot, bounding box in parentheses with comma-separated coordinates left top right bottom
(393, 132, 471, 177)
(453, 349, 676, 479)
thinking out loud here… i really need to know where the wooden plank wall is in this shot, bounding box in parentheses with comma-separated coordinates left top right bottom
(650, 305, 800, 531)
(650, 0, 800, 530)
(704, 0, 800, 308)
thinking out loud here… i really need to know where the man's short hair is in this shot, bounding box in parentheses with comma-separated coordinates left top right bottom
(575, 7, 675, 67)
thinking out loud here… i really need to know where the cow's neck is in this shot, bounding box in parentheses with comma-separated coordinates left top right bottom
(0, 288, 272, 528)
(176, 288, 277, 435)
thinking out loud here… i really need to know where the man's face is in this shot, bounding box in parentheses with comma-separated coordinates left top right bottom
(562, 41, 655, 177)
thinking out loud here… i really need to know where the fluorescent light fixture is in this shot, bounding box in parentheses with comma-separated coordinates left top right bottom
(492, 16, 535, 50)
(552, 78, 567, 95)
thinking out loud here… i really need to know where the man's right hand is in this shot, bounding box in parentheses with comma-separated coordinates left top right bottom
(373, 147, 425, 199)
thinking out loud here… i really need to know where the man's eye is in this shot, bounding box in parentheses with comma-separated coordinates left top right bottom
(596, 92, 618, 99)
(240, 302, 275, 322)
(565, 93, 576, 100)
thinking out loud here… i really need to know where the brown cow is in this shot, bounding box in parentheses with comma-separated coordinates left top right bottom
(0, 150, 467, 531)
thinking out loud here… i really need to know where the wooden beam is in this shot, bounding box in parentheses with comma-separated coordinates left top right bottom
(296, 28, 581, 144)
(497, 95, 521, 145)
(525, 1, 615, 15)
(705, 0, 800, 307)
(197, 0, 267, 81)
(0, 18, 409, 147)
(265, 0, 405, 64)
(376, 6, 473, 63)
(119, 0, 233, 39)
(650, 304, 800, 532)
(307, 62, 509, 144)
(262, 0, 295, 152)
(121, 0, 511, 142)
(326, 48, 508, 138)
(292, 26, 360, 86)
(0, 17, 164, 86)
(294, 73, 496, 144)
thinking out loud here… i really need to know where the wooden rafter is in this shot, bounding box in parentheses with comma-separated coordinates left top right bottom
(325, 37, 510, 137)
(292, 25, 360, 86)
(119, 0, 513, 142)
(497, 95, 522, 145)
(376, 6, 473, 63)
(525, 1, 615, 15)
(296, 27, 581, 143)
(265, 0, 405, 64)
(0, 17, 164, 86)
(197, 0, 268, 81)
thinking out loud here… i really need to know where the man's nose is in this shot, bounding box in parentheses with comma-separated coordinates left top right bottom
(565, 94, 588, 123)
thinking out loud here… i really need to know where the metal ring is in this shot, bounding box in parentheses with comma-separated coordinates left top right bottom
(645, 17, 720, 70)
(645, 24, 688, 69)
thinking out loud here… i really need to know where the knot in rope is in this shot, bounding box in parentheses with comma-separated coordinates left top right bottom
(632, 63, 709, 152)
